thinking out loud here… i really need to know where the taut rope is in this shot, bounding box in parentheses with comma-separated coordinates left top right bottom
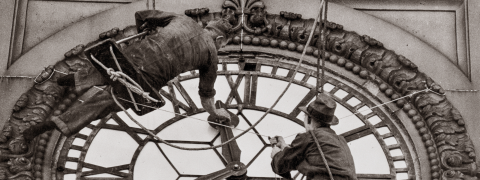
(89, 0, 326, 151)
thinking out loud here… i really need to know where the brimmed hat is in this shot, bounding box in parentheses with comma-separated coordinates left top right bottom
(299, 93, 339, 125)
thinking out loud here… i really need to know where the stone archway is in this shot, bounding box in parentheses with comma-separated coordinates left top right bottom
(0, 0, 476, 179)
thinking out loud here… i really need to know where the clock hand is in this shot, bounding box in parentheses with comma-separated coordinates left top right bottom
(220, 119, 242, 163)
(208, 101, 242, 163)
(206, 101, 247, 180)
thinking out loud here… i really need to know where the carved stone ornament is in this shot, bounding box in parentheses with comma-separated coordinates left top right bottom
(0, 0, 477, 179)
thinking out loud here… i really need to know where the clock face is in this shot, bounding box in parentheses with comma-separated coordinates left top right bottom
(54, 53, 414, 180)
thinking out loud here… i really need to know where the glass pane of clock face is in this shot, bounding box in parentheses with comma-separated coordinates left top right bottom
(60, 61, 411, 180)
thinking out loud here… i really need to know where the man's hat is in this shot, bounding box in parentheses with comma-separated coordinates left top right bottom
(299, 93, 339, 125)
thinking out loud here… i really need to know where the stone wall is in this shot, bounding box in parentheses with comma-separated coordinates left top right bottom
(0, 0, 479, 179)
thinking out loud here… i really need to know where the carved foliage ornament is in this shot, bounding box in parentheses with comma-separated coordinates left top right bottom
(0, 0, 476, 179)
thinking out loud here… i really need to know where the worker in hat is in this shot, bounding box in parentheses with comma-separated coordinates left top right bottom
(270, 93, 357, 180)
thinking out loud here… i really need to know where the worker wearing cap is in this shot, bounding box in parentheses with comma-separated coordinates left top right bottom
(270, 93, 357, 180)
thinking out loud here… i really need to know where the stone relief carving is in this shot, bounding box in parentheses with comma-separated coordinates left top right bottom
(0, 0, 477, 179)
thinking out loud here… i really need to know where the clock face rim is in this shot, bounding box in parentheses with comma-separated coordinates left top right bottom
(47, 51, 417, 180)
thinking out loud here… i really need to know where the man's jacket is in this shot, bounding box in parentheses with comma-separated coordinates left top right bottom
(271, 128, 357, 180)
(54, 10, 219, 135)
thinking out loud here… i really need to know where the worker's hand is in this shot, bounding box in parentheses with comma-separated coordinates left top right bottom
(268, 136, 278, 145)
(271, 146, 282, 158)
(276, 136, 287, 148)
(215, 108, 231, 124)
(139, 22, 156, 34)
(270, 136, 287, 149)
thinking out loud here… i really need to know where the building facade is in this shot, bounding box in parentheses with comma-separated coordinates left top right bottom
(0, 0, 479, 179)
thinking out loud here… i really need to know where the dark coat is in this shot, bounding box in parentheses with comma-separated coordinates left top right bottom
(271, 128, 357, 180)
(126, 10, 218, 98)
(53, 10, 219, 135)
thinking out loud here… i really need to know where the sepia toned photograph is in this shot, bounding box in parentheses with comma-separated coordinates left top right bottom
(0, 0, 478, 179)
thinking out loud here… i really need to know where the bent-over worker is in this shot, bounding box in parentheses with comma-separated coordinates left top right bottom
(15, 10, 233, 151)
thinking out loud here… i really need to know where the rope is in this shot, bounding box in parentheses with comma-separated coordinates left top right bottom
(90, 0, 325, 152)
(283, 87, 435, 139)
(112, 77, 448, 152)
(316, 4, 323, 93)
(54, 69, 69, 75)
(321, 0, 328, 93)
(109, 45, 140, 111)
(237, 0, 326, 167)
(115, 96, 269, 138)
(112, 88, 261, 150)
(89, 54, 159, 103)
(445, 89, 478, 92)
(313, 1, 334, 179)
(336, 87, 430, 120)
(34, 67, 68, 84)
(310, 130, 334, 180)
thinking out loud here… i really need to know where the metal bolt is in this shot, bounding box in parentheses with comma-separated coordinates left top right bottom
(233, 164, 240, 170)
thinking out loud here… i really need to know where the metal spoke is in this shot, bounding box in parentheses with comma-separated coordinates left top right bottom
(341, 125, 372, 142)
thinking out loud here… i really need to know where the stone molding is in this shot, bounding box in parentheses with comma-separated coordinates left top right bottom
(0, 0, 476, 179)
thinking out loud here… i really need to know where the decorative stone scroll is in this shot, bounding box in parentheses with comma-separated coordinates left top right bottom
(0, 0, 477, 179)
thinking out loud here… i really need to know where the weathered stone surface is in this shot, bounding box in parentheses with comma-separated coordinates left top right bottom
(0, 0, 476, 179)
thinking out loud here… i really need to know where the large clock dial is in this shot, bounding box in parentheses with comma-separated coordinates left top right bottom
(53, 52, 415, 180)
